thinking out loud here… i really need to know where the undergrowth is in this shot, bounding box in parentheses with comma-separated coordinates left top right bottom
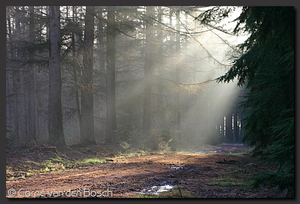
(6, 145, 170, 181)
(6, 151, 108, 180)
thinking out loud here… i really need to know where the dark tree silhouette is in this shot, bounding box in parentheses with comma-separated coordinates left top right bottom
(48, 6, 67, 149)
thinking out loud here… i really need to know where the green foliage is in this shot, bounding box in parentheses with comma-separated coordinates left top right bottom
(159, 128, 181, 151)
(203, 6, 294, 197)
(117, 127, 181, 152)
(251, 170, 294, 198)
(227, 153, 243, 156)
(209, 176, 247, 187)
(119, 129, 148, 150)
(78, 158, 106, 165)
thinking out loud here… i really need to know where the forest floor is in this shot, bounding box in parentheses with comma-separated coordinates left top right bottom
(6, 143, 287, 198)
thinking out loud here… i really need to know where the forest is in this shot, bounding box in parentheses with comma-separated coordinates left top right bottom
(6, 6, 294, 198)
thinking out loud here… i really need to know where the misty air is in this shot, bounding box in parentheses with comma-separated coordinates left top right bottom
(6, 6, 294, 198)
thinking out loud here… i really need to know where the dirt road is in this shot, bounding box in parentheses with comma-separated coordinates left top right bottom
(6, 144, 284, 198)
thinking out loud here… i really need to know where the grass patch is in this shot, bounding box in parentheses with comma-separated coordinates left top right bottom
(209, 176, 247, 187)
(40, 160, 66, 172)
(78, 158, 106, 165)
(6, 147, 162, 181)
(115, 150, 169, 159)
(6, 153, 108, 180)
(115, 151, 146, 159)
(227, 153, 244, 156)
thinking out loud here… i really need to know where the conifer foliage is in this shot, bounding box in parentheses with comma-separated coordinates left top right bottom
(216, 7, 294, 197)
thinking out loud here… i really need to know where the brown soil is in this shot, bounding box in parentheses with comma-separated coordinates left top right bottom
(6, 144, 286, 198)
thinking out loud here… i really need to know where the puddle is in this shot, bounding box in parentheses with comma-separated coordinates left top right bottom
(170, 165, 189, 170)
(140, 185, 174, 195)
(170, 165, 201, 171)
(221, 143, 244, 146)
(195, 150, 222, 154)
(170, 164, 211, 172)
(138, 180, 177, 195)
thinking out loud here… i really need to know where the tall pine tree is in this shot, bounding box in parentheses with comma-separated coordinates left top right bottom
(80, 6, 96, 145)
(214, 7, 294, 197)
(48, 6, 67, 149)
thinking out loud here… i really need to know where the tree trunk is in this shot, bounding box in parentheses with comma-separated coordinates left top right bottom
(169, 8, 174, 51)
(72, 6, 82, 142)
(6, 66, 11, 134)
(226, 112, 233, 143)
(28, 6, 36, 144)
(157, 7, 166, 130)
(220, 116, 224, 137)
(234, 110, 239, 143)
(143, 6, 154, 149)
(175, 9, 182, 143)
(48, 6, 67, 149)
(97, 7, 106, 142)
(7, 14, 19, 144)
(80, 6, 96, 145)
(15, 7, 27, 144)
(106, 6, 117, 144)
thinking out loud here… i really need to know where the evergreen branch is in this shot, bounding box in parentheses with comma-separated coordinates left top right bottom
(177, 14, 231, 68)
(182, 8, 235, 36)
